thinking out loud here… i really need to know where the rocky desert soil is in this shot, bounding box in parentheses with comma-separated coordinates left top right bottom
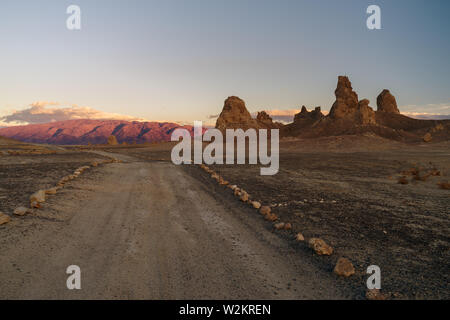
(0, 147, 355, 299)
(0, 137, 448, 299)
(205, 137, 450, 299)
(108, 137, 450, 299)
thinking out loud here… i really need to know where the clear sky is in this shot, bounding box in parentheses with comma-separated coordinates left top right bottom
(0, 0, 449, 125)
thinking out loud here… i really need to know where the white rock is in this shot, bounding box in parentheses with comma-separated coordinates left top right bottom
(240, 192, 249, 202)
(14, 207, 30, 216)
(30, 190, 46, 204)
(252, 201, 261, 209)
(274, 222, 285, 230)
(295, 233, 305, 241)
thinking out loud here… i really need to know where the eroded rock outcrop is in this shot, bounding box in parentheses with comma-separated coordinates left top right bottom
(256, 111, 273, 125)
(377, 89, 400, 114)
(281, 75, 449, 142)
(293, 106, 324, 124)
(280, 105, 325, 136)
(215, 96, 282, 131)
(329, 76, 376, 125)
(329, 76, 360, 119)
(215, 96, 260, 131)
(256, 111, 283, 129)
(357, 99, 376, 125)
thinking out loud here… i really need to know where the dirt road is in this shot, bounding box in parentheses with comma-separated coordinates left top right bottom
(0, 153, 355, 299)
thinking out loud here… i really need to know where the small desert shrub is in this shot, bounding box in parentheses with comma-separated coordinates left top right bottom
(413, 173, 430, 181)
(429, 169, 441, 176)
(399, 165, 443, 185)
(400, 167, 420, 176)
(431, 124, 444, 132)
(437, 182, 450, 190)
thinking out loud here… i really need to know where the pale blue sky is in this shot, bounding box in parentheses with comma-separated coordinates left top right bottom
(0, 0, 449, 124)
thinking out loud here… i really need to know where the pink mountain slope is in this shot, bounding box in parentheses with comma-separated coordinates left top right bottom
(0, 119, 199, 145)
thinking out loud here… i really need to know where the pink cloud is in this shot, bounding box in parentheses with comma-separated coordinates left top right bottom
(1, 102, 147, 125)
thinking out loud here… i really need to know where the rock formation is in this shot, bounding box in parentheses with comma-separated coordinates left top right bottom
(357, 99, 376, 125)
(2, 76, 447, 145)
(215, 96, 260, 131)
(255, 111, 283, 129)
(281, 106, 325, 136)
(256, 111, 272, 125)
(377, 89, 400, 114)
(329, 76, 376, 125)
(293, 106, 324, 124)
(215, 96, 282, 131)
(215, 76, 449, 142)
(329, 76, 360, 119)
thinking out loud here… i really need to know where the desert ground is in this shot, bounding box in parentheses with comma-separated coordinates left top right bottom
(0, 136, 448, 299)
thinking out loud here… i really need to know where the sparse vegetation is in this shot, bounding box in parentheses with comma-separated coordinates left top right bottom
(398, 176, 409, 184)
(438, 182, 450, 190)
(196, 139, 450, 299)
(397, 164, 445, 188)
(107, 135, 118, 145)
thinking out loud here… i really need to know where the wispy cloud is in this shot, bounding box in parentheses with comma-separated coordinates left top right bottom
(0, 101, 147, 126)
(250, 109, 299, 123)
(400, 102, 450, 120)
(403, 112, 450, 120)
(400, 102, 450, 112)
(29, 101, 60, 108)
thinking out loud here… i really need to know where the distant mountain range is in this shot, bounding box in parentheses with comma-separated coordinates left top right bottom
(0, 119, 196, 145)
